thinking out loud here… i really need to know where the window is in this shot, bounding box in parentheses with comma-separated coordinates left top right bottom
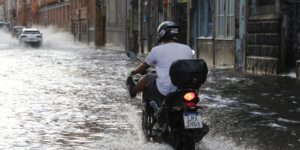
(198, 0, 212, 37)
(216, 0, 234, 38)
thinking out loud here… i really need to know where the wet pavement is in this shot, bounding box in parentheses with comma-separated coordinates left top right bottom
(200, 70, 300, 150)
(0, 28, 299, 150)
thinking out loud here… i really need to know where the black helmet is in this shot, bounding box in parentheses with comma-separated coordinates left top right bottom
(157, 21, 180, 43)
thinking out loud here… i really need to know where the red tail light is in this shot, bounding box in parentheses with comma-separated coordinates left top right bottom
(184, 102, 196, 107)
(183, 92, 196, 101)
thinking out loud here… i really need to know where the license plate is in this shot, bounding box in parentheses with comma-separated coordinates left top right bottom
(183, 112, 203, 129)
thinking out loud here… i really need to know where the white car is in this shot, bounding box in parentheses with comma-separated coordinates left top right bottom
(19, 28, 43, 47)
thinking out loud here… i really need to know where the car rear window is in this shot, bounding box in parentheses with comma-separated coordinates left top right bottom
(16, 29, 23, 32)
(23, 31, 40, 34)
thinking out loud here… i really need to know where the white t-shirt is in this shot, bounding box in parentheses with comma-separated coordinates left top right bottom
(145, 43, 194, 96)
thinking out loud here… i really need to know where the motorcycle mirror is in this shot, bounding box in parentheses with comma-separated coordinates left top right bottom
(126, 51, 143, 63)
(126, 51, 137, 59)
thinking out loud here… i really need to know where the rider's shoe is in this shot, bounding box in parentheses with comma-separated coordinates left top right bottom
(127, 76, 136, 98)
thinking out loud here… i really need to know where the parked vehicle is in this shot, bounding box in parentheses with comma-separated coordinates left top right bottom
(126, 52, 209, 150)
(0, 22, 9, 30)
(12, 26, 25, 38)
(18, 28, 43, 47)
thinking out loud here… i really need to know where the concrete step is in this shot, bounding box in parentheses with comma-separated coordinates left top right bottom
(246, 56, 278, 75)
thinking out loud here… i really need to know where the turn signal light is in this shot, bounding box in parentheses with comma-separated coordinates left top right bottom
(183, 92, 196, 101)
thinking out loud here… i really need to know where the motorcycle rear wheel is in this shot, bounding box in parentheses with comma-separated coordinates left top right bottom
(170, 132, 196, 150)
(142, 106, 155, 141)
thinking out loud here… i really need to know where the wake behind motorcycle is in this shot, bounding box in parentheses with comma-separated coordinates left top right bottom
(126, 52, 209, 150)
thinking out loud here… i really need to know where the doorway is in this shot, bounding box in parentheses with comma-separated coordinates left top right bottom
(285, 1, 299, 71)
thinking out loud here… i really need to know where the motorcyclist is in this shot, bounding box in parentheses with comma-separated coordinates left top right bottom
(128, 21, 194, 100)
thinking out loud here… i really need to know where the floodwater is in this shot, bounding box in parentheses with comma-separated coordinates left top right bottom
(200, 70, 300, 150)
(0, 27, 299, 150)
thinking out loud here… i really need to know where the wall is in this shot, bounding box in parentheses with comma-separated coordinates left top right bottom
(0, 0, 6, 21)
(6, 0, 16, 29)
(71, 0, 88, 42)
(246, 0, 281, 75)
(87, 0, 96, 44)
(16, 0, 27, 26)
(38, 1, 71, 31)
(215, 40, 235, 67)
(39, 0, 61, 7)
(105, 0, 126, 49)
(0, 5, 4, 20)
(296, 2, 300, 79)
(196, 0, 235, 68)
(197, 38, 214, 67)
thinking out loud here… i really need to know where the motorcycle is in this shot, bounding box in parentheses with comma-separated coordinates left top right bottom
(126, 52, 209, 150)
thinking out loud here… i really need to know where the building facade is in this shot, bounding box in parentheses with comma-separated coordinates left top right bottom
(188, 0, 300, 78)
(0, 0, 6, 21)
(246, 0, 300, 78)
(9, 0, 300, 79)
(37, 0, 71, 31)
(70, 0, 105, 46)
(192, 0, 236, 68)
(6, 0, 16, 29)
(13, 0, 105, 47)
(104, 0, 127, 49)
(16, 0, 27, 26)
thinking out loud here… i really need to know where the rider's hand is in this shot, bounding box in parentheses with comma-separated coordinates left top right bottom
(130, 70, 136, 75)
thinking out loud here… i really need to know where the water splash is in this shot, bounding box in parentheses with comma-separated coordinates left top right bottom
(33, 25, 87, 50)
(0, 29, 18, 49)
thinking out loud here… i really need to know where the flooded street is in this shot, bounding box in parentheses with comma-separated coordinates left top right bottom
(200, 71, 300, 150)
(0, 28, 299, 150)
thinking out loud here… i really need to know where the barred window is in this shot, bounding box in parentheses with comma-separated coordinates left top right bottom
(216, 0, 234, 38)
(258, 0, 275, 5)
(198, 0, 212, 37)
